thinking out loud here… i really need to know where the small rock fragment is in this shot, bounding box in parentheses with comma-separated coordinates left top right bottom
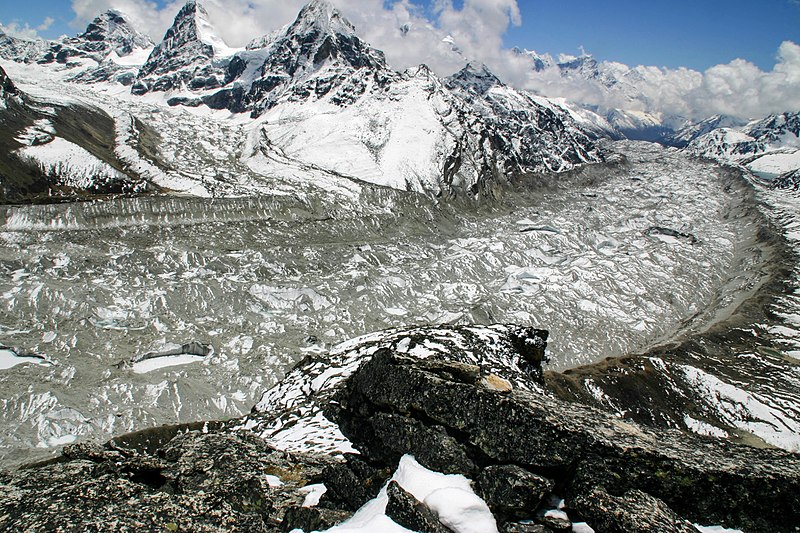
(385, 481, 452, 533)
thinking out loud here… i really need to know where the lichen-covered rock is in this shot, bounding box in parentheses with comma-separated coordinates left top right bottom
(366, 412, 478, 475)
(571, 488, 697, 533)
(280, 506, 350, 532)
(319, 454, 391, 511)
(0, 429, 339, 532)
(332, 350, 800, 532)
(385, 481, 453, 533)
(478, 465, 554, 520)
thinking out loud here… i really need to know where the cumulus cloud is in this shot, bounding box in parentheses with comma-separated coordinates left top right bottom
(0, 21, 47, 40)
(65, 0, 800, 121)
(37, 17, 56, 32)
(67, 0, 480, 74)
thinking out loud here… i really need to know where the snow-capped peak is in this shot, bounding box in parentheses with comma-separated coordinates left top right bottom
(78, 10, 154, 57)
(447, 61, 503, 94)
(132, 0, 239, 94)
(251, 0, 387, 84)
(290, 0, 357, 37)
(512, 47, 554, 72)
(191, 1, 237, 56)
(163, 0, 234, 57)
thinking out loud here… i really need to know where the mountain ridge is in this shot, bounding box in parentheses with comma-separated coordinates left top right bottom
(0, 0, 606, 198)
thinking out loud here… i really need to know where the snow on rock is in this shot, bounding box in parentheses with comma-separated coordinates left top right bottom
(132, 1, 237, 95)
(0, 32, 49, 64)
(237, 324, 546, 456)
(687, 128, 764, 161)
(321, 455, 497, 533)
(446, 62, 605, 174)
(686, 111, 800, 183)
(679, 364, 800, 452)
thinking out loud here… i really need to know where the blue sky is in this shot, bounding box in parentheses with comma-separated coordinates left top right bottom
(1, 1, 798, 71)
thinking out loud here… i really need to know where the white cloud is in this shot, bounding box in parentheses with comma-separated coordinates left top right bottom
(0, 21, 45, 40)
(65, 0, 799, 121)
(37, 17, 56, 32)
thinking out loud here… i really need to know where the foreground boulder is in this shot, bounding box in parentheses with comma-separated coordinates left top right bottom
(330, 349, 800, 532)
(0, 427, 339, 532)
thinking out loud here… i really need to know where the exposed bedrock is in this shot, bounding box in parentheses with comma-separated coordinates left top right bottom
(330, 349, 800, 532)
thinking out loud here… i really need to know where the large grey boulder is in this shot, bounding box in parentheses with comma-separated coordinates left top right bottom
(331, 350, 800, 532)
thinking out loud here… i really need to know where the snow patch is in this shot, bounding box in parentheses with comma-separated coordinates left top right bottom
(322, 455, 497, 533)
(16, 137, 127, 189)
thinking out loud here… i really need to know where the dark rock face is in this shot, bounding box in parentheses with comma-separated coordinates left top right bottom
(332, 350, 800, 532)
(318, 454, 391, 511)
(572, 488, 698, 533)
(280, 506, 350, 532)
(478, 465, 553, 521)
(776, 167, 800, 190)
(0, 65, 19, 99)
(133, 1, 228, 95)
(445, 62, 604, 176)
(385, 481, 453, 533)
(241, 324, 550, 458)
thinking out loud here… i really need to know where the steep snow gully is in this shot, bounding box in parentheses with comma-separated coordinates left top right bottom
(2, 140, 799, 466)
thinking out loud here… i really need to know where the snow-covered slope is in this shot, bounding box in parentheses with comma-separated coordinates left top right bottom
(687, 112, 800, 183)
(668, 115, 749, 148)
(0, 65, 151, 202)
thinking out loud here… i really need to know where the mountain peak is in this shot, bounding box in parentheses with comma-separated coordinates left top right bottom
(132, 0, 233, 94)
(78, 10, 154, 54)
(170, 0, 231, 55)
(291, 0, 357, 37)
(446, 61, 503, 94)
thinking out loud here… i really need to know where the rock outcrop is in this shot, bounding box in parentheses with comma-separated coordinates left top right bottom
(0, 426, 338, 532)
(331, 349, 800, 532)
(2, 325, 798, 532)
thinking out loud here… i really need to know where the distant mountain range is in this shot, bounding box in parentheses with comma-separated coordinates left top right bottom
(0, 0, 608, 202)
(0, 0, 798, 202)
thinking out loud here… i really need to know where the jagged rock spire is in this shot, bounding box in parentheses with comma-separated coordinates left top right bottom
(133, 0, 232, 94)
(77, 10, 154, 56)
